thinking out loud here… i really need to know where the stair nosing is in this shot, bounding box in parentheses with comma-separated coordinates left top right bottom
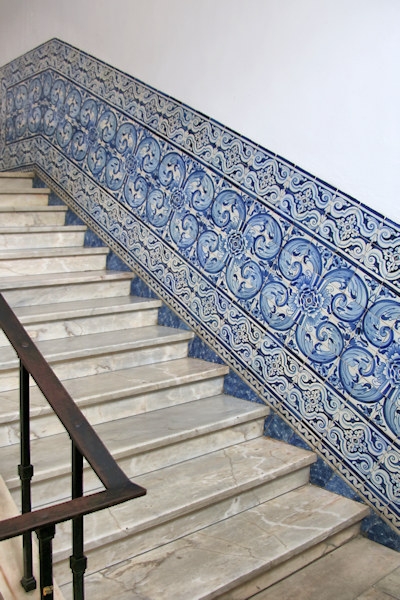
(0, 358, 229, 424)
(0, 247, 109, 259)
(0, 206, 67, 212)
(0, 325, 194, 370)
(12, 295, 162, 323)
(0, 269, 133, 290)
(2, 395, 269, 488)
(53, 438, 316, 557)
(0, 226, 87, 233)
(0, 188, 51, 194)
(0, 172, 35, 178)
(77, 485, 369, 600)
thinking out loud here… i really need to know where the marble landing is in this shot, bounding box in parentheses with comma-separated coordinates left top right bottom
(0, 190, 51, 207)
(60, 485, 368, 600)
(0, 172, 35, 194)
(0, 172, 35, 191)
(0, 358, 229, 444)
(0, 269, 133, 306)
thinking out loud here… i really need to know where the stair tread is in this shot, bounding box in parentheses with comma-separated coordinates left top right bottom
(0, 206, 66, 212)
(76, 485, 369, 600)
(12, 295, 162, 323)
(55, 437, 316, 553)
(0, 246, 108, 258)
(0, 269, 133, 291)
(0, 324, 194, 370)
(0, 357, 228, 423)
(0, 188, 50, 194)
(1, 395, 269, 486)
(0, 226, 86, 233)
(0, 172, 35, 178)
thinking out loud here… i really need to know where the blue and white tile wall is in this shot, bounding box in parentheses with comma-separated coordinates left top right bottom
(1, 39, 399, 542)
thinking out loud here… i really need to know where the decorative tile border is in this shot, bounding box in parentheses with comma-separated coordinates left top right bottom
(1, 39, 399, 534)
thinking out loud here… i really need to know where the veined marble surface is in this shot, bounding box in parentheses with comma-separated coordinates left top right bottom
(0, 246, 108, 276)
(0, 357, 229, 444)
(0, 325, 194, 391)
(0, 205, 67, 227)
(0, 270, 133, 306)
(2, 395, 268, 505)
(64, 485, 368, 600)
(53, 438, 314, 582)
(0, 226, 86, 250)
(0, 190, 50, 206)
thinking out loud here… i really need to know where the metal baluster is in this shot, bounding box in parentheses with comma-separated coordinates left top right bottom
(70, 443, 87, 600)
(36, 524, 56, 599)
(19, 361, 36, 592)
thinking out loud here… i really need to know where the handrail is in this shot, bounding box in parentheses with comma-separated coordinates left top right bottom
(0, 293, 139, 490)
(0, 293, 146, 597)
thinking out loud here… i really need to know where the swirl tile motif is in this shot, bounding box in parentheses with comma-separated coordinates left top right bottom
(0, 39, 399, 536)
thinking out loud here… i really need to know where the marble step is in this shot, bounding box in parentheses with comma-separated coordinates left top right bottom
(0, 475, 64, 600)
(0, 325, 194, 391)
(71, 485, 369, 600)
(0, 270, 133, 306)
(2, 395, 269, 508)
(0, 205, 67, 226)
(0, 295, 162, 346)
(0, 226, 87, 249)
(0, 246, 108, 277)
(0, 171, 35, 191)
(0, 358, 228, 445)
(0, 189, 50, 207)
(53, 438, 315, 585)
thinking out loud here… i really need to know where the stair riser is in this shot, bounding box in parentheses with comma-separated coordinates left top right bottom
(10, 418, 265, 508)
(0, 211, 67, 226)
(0, 340, 191, 392)
(54, 467, 311, 585)
(0, 376, 226, 446)
(0, 193, 49, 206)
(2, 279, 132, 306)
(0, 177, 34, 191)
(0, 308, 159, 346)
(0, 254, 107, 277)
(0, 231, 86, 250)
(217, 524, 362, 600)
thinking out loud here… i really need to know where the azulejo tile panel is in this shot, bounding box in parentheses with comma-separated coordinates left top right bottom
(1, 39, 399, 533)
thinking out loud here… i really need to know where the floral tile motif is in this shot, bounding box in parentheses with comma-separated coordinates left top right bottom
(1, 39, 400, 535)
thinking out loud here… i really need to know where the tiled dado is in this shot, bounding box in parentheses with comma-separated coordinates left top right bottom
(1, 39, 399, 535)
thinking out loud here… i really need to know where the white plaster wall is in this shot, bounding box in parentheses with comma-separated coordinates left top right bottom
(0, 0, 399, 222)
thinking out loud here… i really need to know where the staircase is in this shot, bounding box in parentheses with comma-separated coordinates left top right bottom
(0, 171, 369, 599)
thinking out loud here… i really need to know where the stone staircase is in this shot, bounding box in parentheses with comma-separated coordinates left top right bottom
(0, 171, 369, 599)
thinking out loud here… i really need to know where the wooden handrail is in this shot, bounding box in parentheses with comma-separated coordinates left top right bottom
(0, 291, 146, 539)
(0, 293, 143, 491)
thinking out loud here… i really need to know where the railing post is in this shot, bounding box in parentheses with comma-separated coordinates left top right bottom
(70, 442, 87, 600)
(19, 360, 37, 592)
(36, 524, 56, 599)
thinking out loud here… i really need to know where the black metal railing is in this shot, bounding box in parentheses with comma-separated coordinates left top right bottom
(0, 293, 146, 599)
